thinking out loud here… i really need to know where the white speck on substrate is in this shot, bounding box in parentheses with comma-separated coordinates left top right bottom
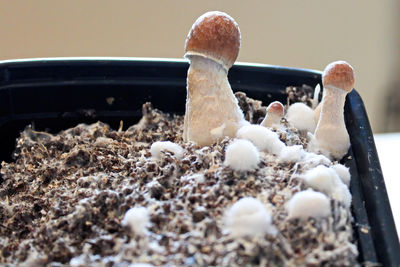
(121, 207, 151, 235)
(180, 173, 205, 184)
(279, 145, 305, 163)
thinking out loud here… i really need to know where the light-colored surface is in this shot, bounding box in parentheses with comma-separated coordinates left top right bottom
(0, 1, 399, 132)
(374, 133, 400, 238)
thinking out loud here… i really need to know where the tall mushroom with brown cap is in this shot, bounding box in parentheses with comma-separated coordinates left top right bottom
(313, 61, 355, 159)
(183, 11, 248, 146)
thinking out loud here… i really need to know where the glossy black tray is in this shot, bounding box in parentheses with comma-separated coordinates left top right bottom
(0, 58, 398, 266)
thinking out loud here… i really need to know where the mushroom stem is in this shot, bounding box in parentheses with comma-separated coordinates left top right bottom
(184, 55, 245, 146)
(312, 61, 354, 159)
(317, 87, 347, 126)
(314, 87, 349, 158)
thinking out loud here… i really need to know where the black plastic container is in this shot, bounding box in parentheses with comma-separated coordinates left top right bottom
(0, 58, 399, 266)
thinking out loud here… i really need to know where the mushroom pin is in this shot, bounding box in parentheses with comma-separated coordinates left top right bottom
(183, 11, 247, 146)
(313, 61, 355, 159)
(260, 101, 284, 128)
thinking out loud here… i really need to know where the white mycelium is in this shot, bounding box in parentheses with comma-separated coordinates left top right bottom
(225, 197, 276, 238)
(224, 139, 260, 171)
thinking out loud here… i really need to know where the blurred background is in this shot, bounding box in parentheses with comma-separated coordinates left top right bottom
(1, 1, 399, 133)
(0, 0, 399, 236)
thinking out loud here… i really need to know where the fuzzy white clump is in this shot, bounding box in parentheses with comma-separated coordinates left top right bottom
(150, 141, 183, 160)
(225, 197, 276, 238)
(236, 124, 285, 155)
(331, 164, 351, 187)
(121, 207, 150, 235)
(279, 145, 305, 163)
(302, 151, 331, 168)
(224, 139, 260, 171)
(286, 102, 316, 133)
(302, 165, 336, 192)
(301, 165, 351, 207)
(286, 190, 331, 219)
(331, 183, 352, 208)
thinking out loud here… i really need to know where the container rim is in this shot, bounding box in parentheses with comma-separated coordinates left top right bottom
(0, 56, 322, 75)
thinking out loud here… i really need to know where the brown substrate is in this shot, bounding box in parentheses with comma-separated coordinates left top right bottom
(0, 92, 358, 266)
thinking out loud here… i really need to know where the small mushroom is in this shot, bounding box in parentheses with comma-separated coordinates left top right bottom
(313, 61, 355, 159)
(313, 83, 322, 124)
(183, 11, 247, 147)
(312, 84, 321, 109)
(260, 101, 284, 128)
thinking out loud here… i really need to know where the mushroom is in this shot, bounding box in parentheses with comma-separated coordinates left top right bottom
(260, 101, 284, 128)
(314, 102, 322, 125)
(183, 11, 247, 147)
(313, 61, 355, 159)
(313, 83, 322, 124)
(312, 84, 321, 110)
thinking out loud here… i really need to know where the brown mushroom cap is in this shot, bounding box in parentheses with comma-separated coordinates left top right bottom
(184, 11, 241, 70)
(322, 61, 355, 92)
(267, 101, 284, 116)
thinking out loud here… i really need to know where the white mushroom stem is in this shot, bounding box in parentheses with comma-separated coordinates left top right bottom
(314, 86, 349, 159)
(184, 55, 246, 146)
(313, 84, 323, 124)
(312, 61, 354, 160)
(314, 101, 322, 125)
(312, 84, 321, 109)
